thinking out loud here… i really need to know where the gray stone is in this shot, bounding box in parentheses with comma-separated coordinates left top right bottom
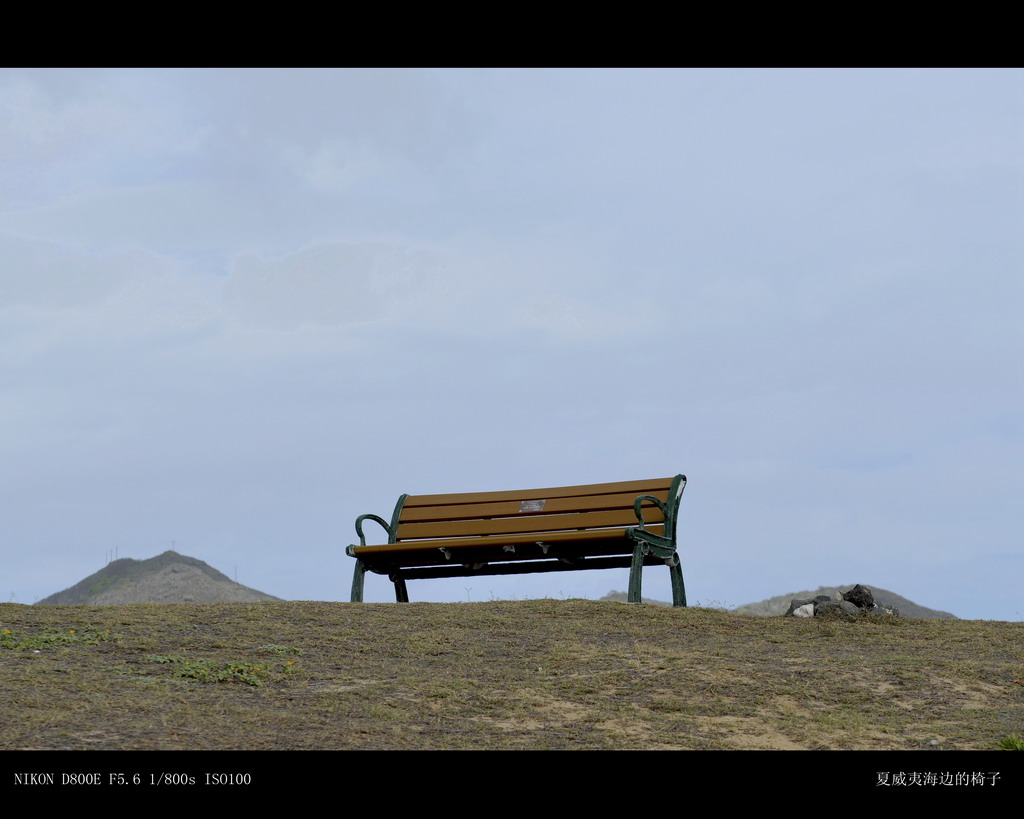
(785, 598, 815, 616)
(842, 584, 875, 609)
(814, 599, 859, 618)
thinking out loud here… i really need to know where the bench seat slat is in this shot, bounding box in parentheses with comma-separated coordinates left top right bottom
(353, 526, 667, 570)
(399, 489, 669, 523)
(395, 508, 664, 540)
(353, 525, 665, 555)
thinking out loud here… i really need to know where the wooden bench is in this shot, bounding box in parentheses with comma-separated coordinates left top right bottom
(346, 475, 687, 606)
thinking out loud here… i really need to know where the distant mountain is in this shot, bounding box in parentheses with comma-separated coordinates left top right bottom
(733, 585, 956, 619)
(35, 550, 281, 605)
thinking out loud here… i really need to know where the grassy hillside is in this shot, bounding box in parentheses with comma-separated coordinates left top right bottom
(2, 600, 1021, 750)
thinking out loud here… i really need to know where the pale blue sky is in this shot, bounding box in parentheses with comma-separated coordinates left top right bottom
(2, 68, 1020, 619)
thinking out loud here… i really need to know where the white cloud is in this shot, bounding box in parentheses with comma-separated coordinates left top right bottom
(0, 233, 132, 309)
(0, 70, 207, 208)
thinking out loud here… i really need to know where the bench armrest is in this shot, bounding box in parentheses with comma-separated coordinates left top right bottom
(627, 475, 686, 561)
(632, 494, 668, 529)
(354, 514, 393, 547)
(347, 494, 409, 558)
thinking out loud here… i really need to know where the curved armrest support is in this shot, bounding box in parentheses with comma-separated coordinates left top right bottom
(355, 514, 393, 547)
(633, 494, 668, 529)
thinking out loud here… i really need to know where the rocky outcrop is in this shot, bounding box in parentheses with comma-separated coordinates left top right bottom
(735, 584, 955, 619)
(784, 585, 899, 619)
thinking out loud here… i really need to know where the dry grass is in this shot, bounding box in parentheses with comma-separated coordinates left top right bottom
(1, 600, 1022, 750)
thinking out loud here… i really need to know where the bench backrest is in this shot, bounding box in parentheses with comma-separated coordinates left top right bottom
(388, 476, 681, 544)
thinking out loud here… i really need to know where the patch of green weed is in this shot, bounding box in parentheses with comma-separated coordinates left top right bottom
(1, 627, 113, 651)
(140, 655, 272, 687)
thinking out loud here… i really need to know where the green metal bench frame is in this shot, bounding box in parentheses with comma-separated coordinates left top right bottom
(346, 475, 687, 606)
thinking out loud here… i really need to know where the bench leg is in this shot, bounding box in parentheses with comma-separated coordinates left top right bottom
(393, 573, 409, 603)
(627, 543, 644, 603)
(350, 559, 367, 603)
(669, 557, 687, 608)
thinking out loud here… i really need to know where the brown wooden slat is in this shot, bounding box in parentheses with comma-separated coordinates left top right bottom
(402, 477, 674, 507)
(399, 489, 669, 523)
(352, 524, 666, 555)
(395, 508, 663, 540)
